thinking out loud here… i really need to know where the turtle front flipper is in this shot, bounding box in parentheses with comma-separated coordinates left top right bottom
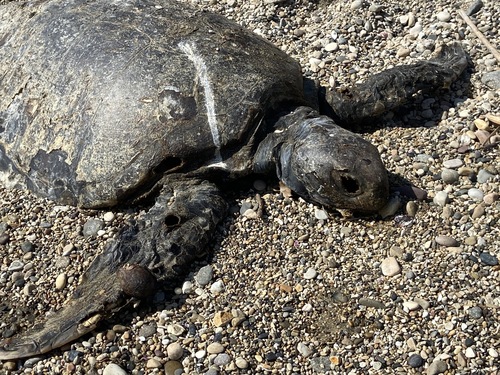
(0, 177, 227, 360)
(327, 43, 468, 124)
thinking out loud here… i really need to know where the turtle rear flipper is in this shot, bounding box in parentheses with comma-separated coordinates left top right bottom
(0, 177, 227, 360)
(327, 43, 469, 125)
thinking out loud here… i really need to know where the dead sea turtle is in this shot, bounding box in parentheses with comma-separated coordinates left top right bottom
(0, 0, 467, 359)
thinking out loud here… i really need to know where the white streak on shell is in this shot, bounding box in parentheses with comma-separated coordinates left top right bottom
(178, 41, 222, 162)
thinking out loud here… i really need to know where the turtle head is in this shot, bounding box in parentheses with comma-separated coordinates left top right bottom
(257, 108, 389, 213)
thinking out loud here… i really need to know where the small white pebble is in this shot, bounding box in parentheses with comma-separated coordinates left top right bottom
(381, 257, 401, 276)
(55, 273, 67, 290)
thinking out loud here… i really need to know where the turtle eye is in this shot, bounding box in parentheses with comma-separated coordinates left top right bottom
(164, 214, 181, 227)
(340, 175, 360, 194)
(331, 170, 361, 195)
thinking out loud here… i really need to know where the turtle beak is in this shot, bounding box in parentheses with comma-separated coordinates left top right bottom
(0, 270, 125, 360)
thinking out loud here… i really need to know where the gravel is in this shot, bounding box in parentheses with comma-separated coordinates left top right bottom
(1, 0, 499, 374)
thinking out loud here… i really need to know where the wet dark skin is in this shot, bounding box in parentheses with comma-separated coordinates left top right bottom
(0, 0, 467, 360)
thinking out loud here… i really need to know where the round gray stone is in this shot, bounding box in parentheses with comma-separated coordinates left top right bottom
(213, 353, 231, 366)
(408, 353, 424, 368)
(482, 70, 500, 89)
(195, 265, 213, 286)
(467, 306, 483, 319)
(82, 219, 104, 237)
(441, 168, 459, 184)
(477, 169, 494, 183)
(468, 188, 484, 202)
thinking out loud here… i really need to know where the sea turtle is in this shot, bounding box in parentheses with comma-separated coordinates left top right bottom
(0, 0, 467, 360)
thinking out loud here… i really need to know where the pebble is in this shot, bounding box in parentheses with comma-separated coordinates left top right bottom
(146, 358, 162, 368)
(213, 311, 233, 327)
(314, 208, 328, 220)
(379, 195, 402, 218)
(359, 298, 385, 309)
(397, 48, 411, 58)
(55, 273, 67, 290)
(303, 268, 318, 279)
(139, 323, 157, 338)
(465, 347, 476, 358)
(103, 212, 115, 222)
(207, 343, 225, 355)
(406, 201, 418, 217)
(466, 0, 484, 16)
(479, 252, 498, 266)
(414, 297, 430, 309)
(433, 191, 449, 206)
(440, 168, 459, 184)
(482, 71, 500, 89)
(310, 357, 332, 372)
(210, 280, 225, 294)
(20, 241, 34, 253)
(409, 22, 422, 39)
(235, 357, 249, 369)
(443, 159, 463, 169)
(167, 343, 183, 360)
(427, 360, 447, 375)
(468, 188, 484, 202)
(195, 350, 206, 359)
(468, 306, 483, 319)
(62, 243, 74, 256)
(182, 281, 193, 294)
(297, 342, 313, 357)
(82, 219, 104, 237)
(350, 0, 363, 10)
(408, 353, 424, 367)
(164, 361, 183, 375)
(195, 265, 213, 286)
(483, 192, 499, 205)
(0, 234, 9, 245)
(103, 364, 127, 375)
(166, 324, 185, 336)
(2, 362, 17, 371)
(368, 4, 383, 13)
(213, 353, 231, 366)
(477, 169, 494, 183)
(8, 260, 24, 272)
(324, 42, 338, 52)
(471, 204, 485, 219)
(380, 257, 401, 276)
(436, 11, 451, 22)
(488, 348, 499, 358)
(403, 301, 420, 311)
(435, 235, 459, 247)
